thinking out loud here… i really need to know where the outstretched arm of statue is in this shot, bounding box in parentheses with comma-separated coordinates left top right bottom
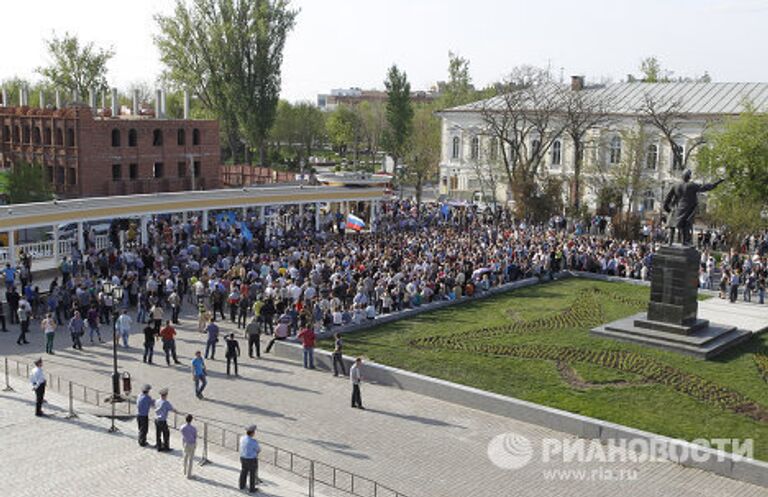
(700, 177, 725, 193)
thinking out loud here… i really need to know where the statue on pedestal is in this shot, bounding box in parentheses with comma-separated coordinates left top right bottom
(663, 169, 724, 246)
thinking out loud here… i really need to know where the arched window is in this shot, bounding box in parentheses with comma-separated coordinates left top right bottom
(13, 126, 20, 142)
(192, 128, 200, 145)
(451, 136, 460, 159)
(642, 190, 655, 212)
(551, 140, 562, 166)
(177, 129, 186, 146)
(609, 136, 622, 164)
(645, 143, 658, 170)
(66, 128, 75, 147)
(470, 137, 479, 159)
(55, 128, 63, 146)
(44, 127, 52, 145)
(22, 126, 30, 143)
(671, 141, 685, 171)
(530, 138, 541, 159)
(111, 128, 121, 147)
(153, 129, 163, 146)
(32, 127, 41, 145)
(128, 129, 137, 147)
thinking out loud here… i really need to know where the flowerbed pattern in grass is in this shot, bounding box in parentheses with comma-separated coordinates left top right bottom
(408, 286, 768, 423)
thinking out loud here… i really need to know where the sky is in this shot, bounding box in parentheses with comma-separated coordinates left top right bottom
(1, 0, 767, 103)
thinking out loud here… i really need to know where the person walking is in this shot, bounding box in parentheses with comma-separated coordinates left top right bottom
(136, 384, 155, 447)
(143, 324, 156, 364)
(159, 320, 181, 366)
(30, 358, 47, 416)
(245, 315, 261, 358)
(86, 304, 103, 343)
(332, 333, 346, 377)
(41, 313, 56, 354)
(350, 357, 364, 409)
(191, 351, 207, 399)
(204, 318, 219, 359)
(0, 300, 7, 332)
(115, 309, 133, 347)
(297, 326, 316, 369)
(68, 311, 84, 350)
(169, 290, 181, 324)
(225, 333, 241, 376)
(16, 296, 31, 345)
(239, 425, 261, 493)
(154, 387, 177, 452)
(151, 304, 164, 335)
(7, 286, 20, 325)
(180, 414, 197, 479)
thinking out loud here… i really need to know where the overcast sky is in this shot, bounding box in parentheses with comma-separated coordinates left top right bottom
(2, 0, 767, 103)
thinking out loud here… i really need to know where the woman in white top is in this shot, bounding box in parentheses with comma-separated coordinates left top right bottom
(42, 313, 57, 354)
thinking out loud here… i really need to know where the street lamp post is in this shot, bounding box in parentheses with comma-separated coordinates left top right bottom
(103, 281, 125, 403)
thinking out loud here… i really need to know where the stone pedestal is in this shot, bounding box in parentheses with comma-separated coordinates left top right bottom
(592, 245, 751, 359)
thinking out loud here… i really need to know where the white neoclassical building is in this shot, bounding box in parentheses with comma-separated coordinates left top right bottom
(438, 80, 768, 215)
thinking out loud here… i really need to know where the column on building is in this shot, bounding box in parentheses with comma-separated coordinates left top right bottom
(140, 216, 149, 246)
(52, 224, 60, 263)
(370, 200, 378, 233)
(202, 210, 209, 232)
(314, 202, 321, 232)
(7, 230, 15, 267)
(77, 222, 85, 252)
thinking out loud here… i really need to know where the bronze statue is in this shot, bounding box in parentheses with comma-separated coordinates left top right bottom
(663, 169, 724, 246)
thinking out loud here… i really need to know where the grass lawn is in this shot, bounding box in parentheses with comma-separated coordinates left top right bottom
(320, 278, 768, 460)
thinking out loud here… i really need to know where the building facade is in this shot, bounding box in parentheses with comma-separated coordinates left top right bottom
(0, 103, 220, 198)
(438, 81, 768, 214)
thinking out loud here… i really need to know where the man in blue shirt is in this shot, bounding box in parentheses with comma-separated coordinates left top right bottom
(155, 387, 177, 452)
(204, 319, 219, 359)
(191, 351, 207, 399)
(239, 425, 261, 493)
(136, 384, 154, 447)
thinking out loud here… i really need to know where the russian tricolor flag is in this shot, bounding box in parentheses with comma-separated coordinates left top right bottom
(346, 213, 366, 231)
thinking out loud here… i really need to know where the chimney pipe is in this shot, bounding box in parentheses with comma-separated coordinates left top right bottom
(39, 90, 46, 109)
(55, 89, 62, 109)
(161, 89, 167, 118)
(1, 87, 7, 107)
(19, 87, 25, 106)
(101, 91, 107, 112)
(72, 89, 79, 104)
(183, 90, 190, 120)
(570, 75, 585, 91)
(89, 87, 97, 109)
(132, 89, 139, 116)
(111, 87, 119, 117)
(155, 89, 162, 118)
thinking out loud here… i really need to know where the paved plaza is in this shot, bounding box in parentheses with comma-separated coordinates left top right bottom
(0, 375, 322, 497)
(1, 307, 767, 497)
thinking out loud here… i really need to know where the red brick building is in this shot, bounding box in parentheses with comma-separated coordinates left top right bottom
(0, 104, 220, 198)
(220, 164, 295, 187)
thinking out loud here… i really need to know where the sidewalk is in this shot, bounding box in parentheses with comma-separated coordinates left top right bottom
(0, 376, 323, 497)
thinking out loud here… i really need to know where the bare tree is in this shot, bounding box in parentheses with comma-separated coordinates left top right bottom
(560, 87, 611, 209)
(478, 66, 567, 218)
(639, 94, 707, 170)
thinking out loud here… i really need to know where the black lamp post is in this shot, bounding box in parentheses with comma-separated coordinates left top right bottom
(103, 281, 125, 403)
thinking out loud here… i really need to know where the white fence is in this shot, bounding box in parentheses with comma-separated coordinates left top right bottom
(0, 235, 111, 265)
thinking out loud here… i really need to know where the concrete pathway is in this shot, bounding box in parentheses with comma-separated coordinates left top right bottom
(0, 306, 766, 497)
(0, 376, 323, 497)
(698, 297, 768, 334)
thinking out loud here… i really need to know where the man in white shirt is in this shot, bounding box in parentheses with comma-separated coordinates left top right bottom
(350, 357, 364, 409)
(116, 310, 133, 347)
(29, 358, 47, 416)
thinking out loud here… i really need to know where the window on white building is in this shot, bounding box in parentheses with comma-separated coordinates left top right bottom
(451, 136, 460, 159)
(551, 140, 562, 167)
(609, 136, 622, 165)
(470, 137, 479, 160)
(646, 143, 658, 170)
(642, 190, 655, 212)
(671, 141, 685, 171)
(489, 138, 498, 161)
(530, 138, 541, 159)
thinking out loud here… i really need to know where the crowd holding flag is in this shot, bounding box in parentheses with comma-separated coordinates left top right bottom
(346, 213, 366, 232)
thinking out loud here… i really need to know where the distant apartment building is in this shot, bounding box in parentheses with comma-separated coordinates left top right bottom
(317, 87, 441, 111)
(0, 88, 219, 198)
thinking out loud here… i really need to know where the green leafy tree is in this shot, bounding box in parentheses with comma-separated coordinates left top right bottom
(383, 65, 414, 181)
(697, 108, 768, 246)
(1, 162, 53, 204)
(405, 105, 441, 213)
(326, 105, 360, 160)
(155, 0, 298, 164)
(37, 32, 114, 98)
(440, 51, 474, 108)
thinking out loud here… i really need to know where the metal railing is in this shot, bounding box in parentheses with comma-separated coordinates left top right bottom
(2, 357, 410, 497)
(0, 234, 111, 263)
